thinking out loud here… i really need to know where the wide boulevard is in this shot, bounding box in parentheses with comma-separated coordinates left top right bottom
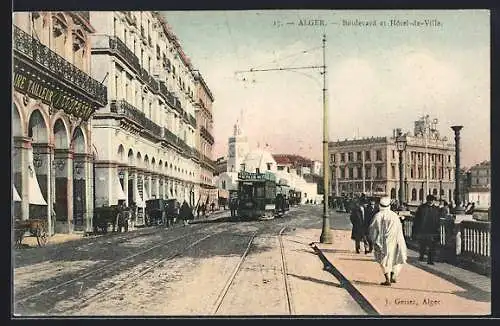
(13, 205, 364, 316)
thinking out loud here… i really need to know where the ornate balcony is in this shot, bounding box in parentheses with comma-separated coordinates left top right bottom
(108, 36, 141, 73)
(188, 114, 197, 128)
(200, 126, 215, 145)
(123, 11, 137, 27)
(159, 81, 175, 108)
(14, 25, 107, 106)
(139, 67, 159, 93)
(110, 100, 162, 137)
(172, 96, 183, 115)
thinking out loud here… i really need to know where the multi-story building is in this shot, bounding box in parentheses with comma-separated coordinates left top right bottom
(193, 71, 216, 205)
(469, 161, 491, 188)
(329, 116, 456, 204)
(214, 156, 227, 176)
(12, 12, 107, 234)
(466, 161, 490, 208)
(88, 11, 209, 224)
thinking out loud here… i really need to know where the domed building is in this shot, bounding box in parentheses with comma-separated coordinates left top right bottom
(214, 120, 320, 205)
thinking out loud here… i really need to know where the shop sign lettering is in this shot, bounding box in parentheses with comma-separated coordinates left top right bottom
(13, 70, 95, 121)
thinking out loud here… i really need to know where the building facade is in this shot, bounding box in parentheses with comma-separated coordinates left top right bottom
(193, 71, 216, 206)
(329, 116, 456, 205)
(466, 161, 490, 208)
(88, 11, 209, 224)
(12, 12, 107, 234)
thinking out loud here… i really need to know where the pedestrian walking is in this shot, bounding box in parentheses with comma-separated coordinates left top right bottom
(368, 196, 407, 286)
(201, 203, 207, 217)
(363, 198, 378, 254)
(413, 195, 440, 265)
(350, 198, 368, 254)
(179, 200, 193, 226)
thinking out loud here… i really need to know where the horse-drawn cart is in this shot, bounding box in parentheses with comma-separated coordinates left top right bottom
(14, 218, 49, 247)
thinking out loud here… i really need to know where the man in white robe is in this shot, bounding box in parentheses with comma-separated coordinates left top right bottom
(369, 196, 408, 286)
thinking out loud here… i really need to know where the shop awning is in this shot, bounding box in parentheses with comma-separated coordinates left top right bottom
(135, 184, 145, 208)
(13, 184, 21, 202)
(116, 173, 126, 201)
(27, 149, 47, 206)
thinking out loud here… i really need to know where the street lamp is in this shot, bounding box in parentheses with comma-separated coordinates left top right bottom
(451, 125, 464, 214)
(395, 130, 407, 211)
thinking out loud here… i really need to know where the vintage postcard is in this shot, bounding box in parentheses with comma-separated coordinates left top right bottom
(11, 9, 491, 317)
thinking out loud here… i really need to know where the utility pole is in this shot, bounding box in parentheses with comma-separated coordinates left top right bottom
(235, 35, 332, 243)
(319, 34, 332, 243)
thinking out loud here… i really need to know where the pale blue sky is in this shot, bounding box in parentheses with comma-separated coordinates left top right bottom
(163, 10, 490, 168)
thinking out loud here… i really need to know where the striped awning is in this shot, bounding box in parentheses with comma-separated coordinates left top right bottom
(13, 184, 21, 202)
(28, 149, 47, 206)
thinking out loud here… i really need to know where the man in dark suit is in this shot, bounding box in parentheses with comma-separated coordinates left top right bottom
(350, 198, 368, 254)
(413, 195, 441, 264)
(363, 198, 378, 254)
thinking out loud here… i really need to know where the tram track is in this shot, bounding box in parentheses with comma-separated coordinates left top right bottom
(278, 226, 295, 315)
(50, 232, 220, 314)
(14, 223, 222, 311)
(212, 224, 295, 315)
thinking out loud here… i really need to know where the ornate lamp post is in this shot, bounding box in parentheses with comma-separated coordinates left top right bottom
(395, 130, 407, 210)
(451, 126, 464, 214)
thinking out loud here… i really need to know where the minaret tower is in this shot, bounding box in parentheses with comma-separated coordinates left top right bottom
(227, 119, 249, 172)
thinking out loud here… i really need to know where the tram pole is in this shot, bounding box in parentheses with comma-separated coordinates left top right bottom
(319, 34, 332, 244)
(234, 36, 332, 243)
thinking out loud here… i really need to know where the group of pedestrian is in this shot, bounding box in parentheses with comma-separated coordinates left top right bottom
(350, 194, 407, 286)
(349, 192, 454, 286)
(229, 197, 239, 217)
(412, 194, 448, 265)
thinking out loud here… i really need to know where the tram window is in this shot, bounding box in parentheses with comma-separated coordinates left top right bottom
(255, 185, 265, 198)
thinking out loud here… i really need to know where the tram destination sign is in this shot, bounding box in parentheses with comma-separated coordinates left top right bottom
(238, 171, 276, 182)
(13, 66, 96, 121)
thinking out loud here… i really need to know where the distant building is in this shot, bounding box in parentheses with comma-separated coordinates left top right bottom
(329, 116, 456, 204)
(214, 122, 321, 203)
(214, 156, 227, 176)
(466, 161, 490, 208)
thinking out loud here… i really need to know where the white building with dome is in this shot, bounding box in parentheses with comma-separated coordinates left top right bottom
(214, 121, 320, 204)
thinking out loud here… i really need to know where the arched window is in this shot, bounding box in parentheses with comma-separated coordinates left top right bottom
(411, 188, 417, 201)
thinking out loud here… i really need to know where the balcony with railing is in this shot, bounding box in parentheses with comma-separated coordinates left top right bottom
(159, 81, 175, 108)
(188, 114, 197, 128)
(108, 36, 141, 73)
(173, 96, 183, 115)
(138, 67, 159, 93)
(200, 126, 215, 145)
(14, 25, 107, 106)
(110, 100, 162, 137)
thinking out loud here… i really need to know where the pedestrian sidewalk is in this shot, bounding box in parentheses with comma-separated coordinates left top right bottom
(308, 229, 491, 316)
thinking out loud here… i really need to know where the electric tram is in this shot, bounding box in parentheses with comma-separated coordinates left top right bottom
(236, 171, 277, 220)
